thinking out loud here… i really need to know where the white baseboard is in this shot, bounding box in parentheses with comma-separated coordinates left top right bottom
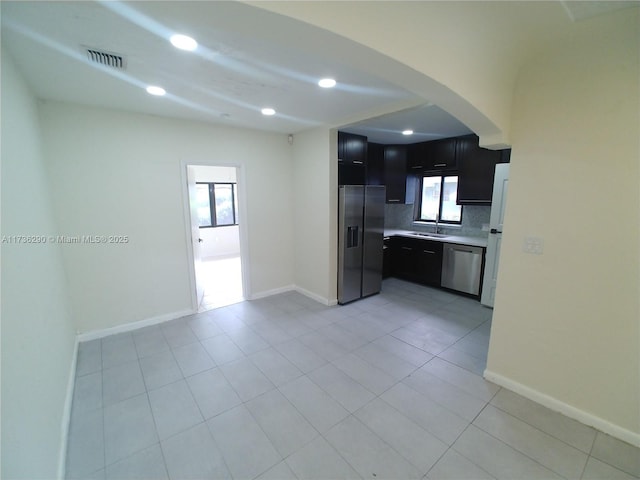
(58, 335, 79, 479)
(249, 284, 337, 307)
(294, 286, 329, 305)
(74, 285, 336, 343)
(77, 309, 195, 342)
(484, 369, 640, 448)
(248, 285, 295, 301)
(294, 286, 337, 306)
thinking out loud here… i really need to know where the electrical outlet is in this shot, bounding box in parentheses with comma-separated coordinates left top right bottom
(523, 236, 544, 255)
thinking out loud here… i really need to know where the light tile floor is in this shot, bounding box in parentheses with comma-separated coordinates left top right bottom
(67, 278, 640, 480)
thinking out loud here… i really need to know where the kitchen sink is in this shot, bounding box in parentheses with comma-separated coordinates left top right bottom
(411, 232, 449, 239)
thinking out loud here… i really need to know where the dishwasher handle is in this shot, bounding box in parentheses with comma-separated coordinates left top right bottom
(448, 247, 475, 254)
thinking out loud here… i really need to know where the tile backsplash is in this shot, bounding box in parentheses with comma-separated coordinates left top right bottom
(385, 204, 490, 238)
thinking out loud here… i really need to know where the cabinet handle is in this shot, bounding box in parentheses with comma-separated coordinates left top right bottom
(434, 163, 447, 167)
(388, 199, 400, 203)
(423, 250, 436, 254)
(353, 160, 364, 165)
(411, 165, 423, 169)
(401, 247, 413, 251)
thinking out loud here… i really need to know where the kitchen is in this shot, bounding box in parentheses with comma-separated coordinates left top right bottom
(336, 105, 510, 309)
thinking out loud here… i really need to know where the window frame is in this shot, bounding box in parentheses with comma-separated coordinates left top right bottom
(415, 174, 463, 225)
(196, 182, 238, 228)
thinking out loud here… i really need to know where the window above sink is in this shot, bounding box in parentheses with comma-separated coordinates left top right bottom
(416, 175, 462, 224)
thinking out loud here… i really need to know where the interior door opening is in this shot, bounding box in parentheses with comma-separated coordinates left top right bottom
(187, 164, 244, 311)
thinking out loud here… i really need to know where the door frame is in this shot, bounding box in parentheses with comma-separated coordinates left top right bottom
(180, 160, 250, 312)
(480, 163, 509, 307)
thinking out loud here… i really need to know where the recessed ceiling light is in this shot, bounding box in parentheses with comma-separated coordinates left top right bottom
(170, 34, 198, 51)
(146, 85, 166, 96)
(261, 107, 276, 116)
(318, 78, 337, 88)
(402, 129, 414, 136)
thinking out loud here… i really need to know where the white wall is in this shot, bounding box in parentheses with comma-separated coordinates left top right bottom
(1, 51, 76, 479)
(192, 165, 240, 259)
(192, 165, 237, 183)
(486, 10, 639, 443)
(39, 102, 294, 333)
(291, 128, 338, 304)
(199, 226, 240, 259)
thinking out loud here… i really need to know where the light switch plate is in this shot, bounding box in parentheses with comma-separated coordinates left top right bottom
(523, 236, 544, 255)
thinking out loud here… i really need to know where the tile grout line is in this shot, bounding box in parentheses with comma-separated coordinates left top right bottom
(75, 286, 637, 480)
(465, 387, 597, 480)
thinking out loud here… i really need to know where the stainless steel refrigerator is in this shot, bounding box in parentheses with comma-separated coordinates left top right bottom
(338, 185, 385, 304)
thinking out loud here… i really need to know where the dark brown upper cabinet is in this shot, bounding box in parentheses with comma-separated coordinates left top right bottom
(338, 131, 368, 185)
(384, 145, 408, 204)
(337, 131, 367, 165)
(408, 137, 458, 172)
(366, 142, 385, 186)
(456, 134, 510, 205)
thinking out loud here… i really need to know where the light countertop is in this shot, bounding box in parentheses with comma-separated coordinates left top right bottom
(384, 229, 488, 248)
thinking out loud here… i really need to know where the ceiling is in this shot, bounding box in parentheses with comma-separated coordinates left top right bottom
(0, 0, 473, 145)
(2, 1, 636, 145)
(340, 104, 472, 145)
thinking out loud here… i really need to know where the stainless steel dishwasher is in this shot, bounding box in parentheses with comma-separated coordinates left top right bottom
(441, 243, 484, 296)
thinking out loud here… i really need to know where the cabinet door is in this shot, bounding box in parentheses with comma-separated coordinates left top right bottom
(338, 132, 367, 165)
(423, 138, 458, 170)
(338, 132, 367, 185)
(383, 237, 393, 278)
(338, 163, 366, 185)
(337, 131, 346, 163)
(347, 134, 367, 165)
(367, 142, 385, 186)
(457, 134, 509, 204)
(390, 237, 417, 280)
(407, 142, 427, 172)
(390, 237, 443, 286)
(384, 145, 407, 204)
(415, 240, 443, 286)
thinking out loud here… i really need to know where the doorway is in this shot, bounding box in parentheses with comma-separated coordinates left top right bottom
(186, 164, 245, 311)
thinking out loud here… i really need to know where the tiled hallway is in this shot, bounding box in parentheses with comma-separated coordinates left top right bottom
(67, 279, 640, 480)
(199, 256, 244, 312)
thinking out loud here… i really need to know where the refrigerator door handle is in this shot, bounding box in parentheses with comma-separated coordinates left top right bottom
(347, 226, 359, 248)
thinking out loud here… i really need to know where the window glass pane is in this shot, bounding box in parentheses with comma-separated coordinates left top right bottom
(441, 176, 462, 222)
(419, 176, 441, 221)
(214, 184, 235, 225)
(196, 184, 212, 227)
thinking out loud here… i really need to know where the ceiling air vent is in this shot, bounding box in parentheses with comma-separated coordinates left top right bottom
(85, 48, 126, 70)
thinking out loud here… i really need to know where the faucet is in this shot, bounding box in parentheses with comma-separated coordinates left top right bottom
(434, 213, 439, 234)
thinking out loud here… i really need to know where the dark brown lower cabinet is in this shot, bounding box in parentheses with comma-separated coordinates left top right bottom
(389, 236, 443, 286)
